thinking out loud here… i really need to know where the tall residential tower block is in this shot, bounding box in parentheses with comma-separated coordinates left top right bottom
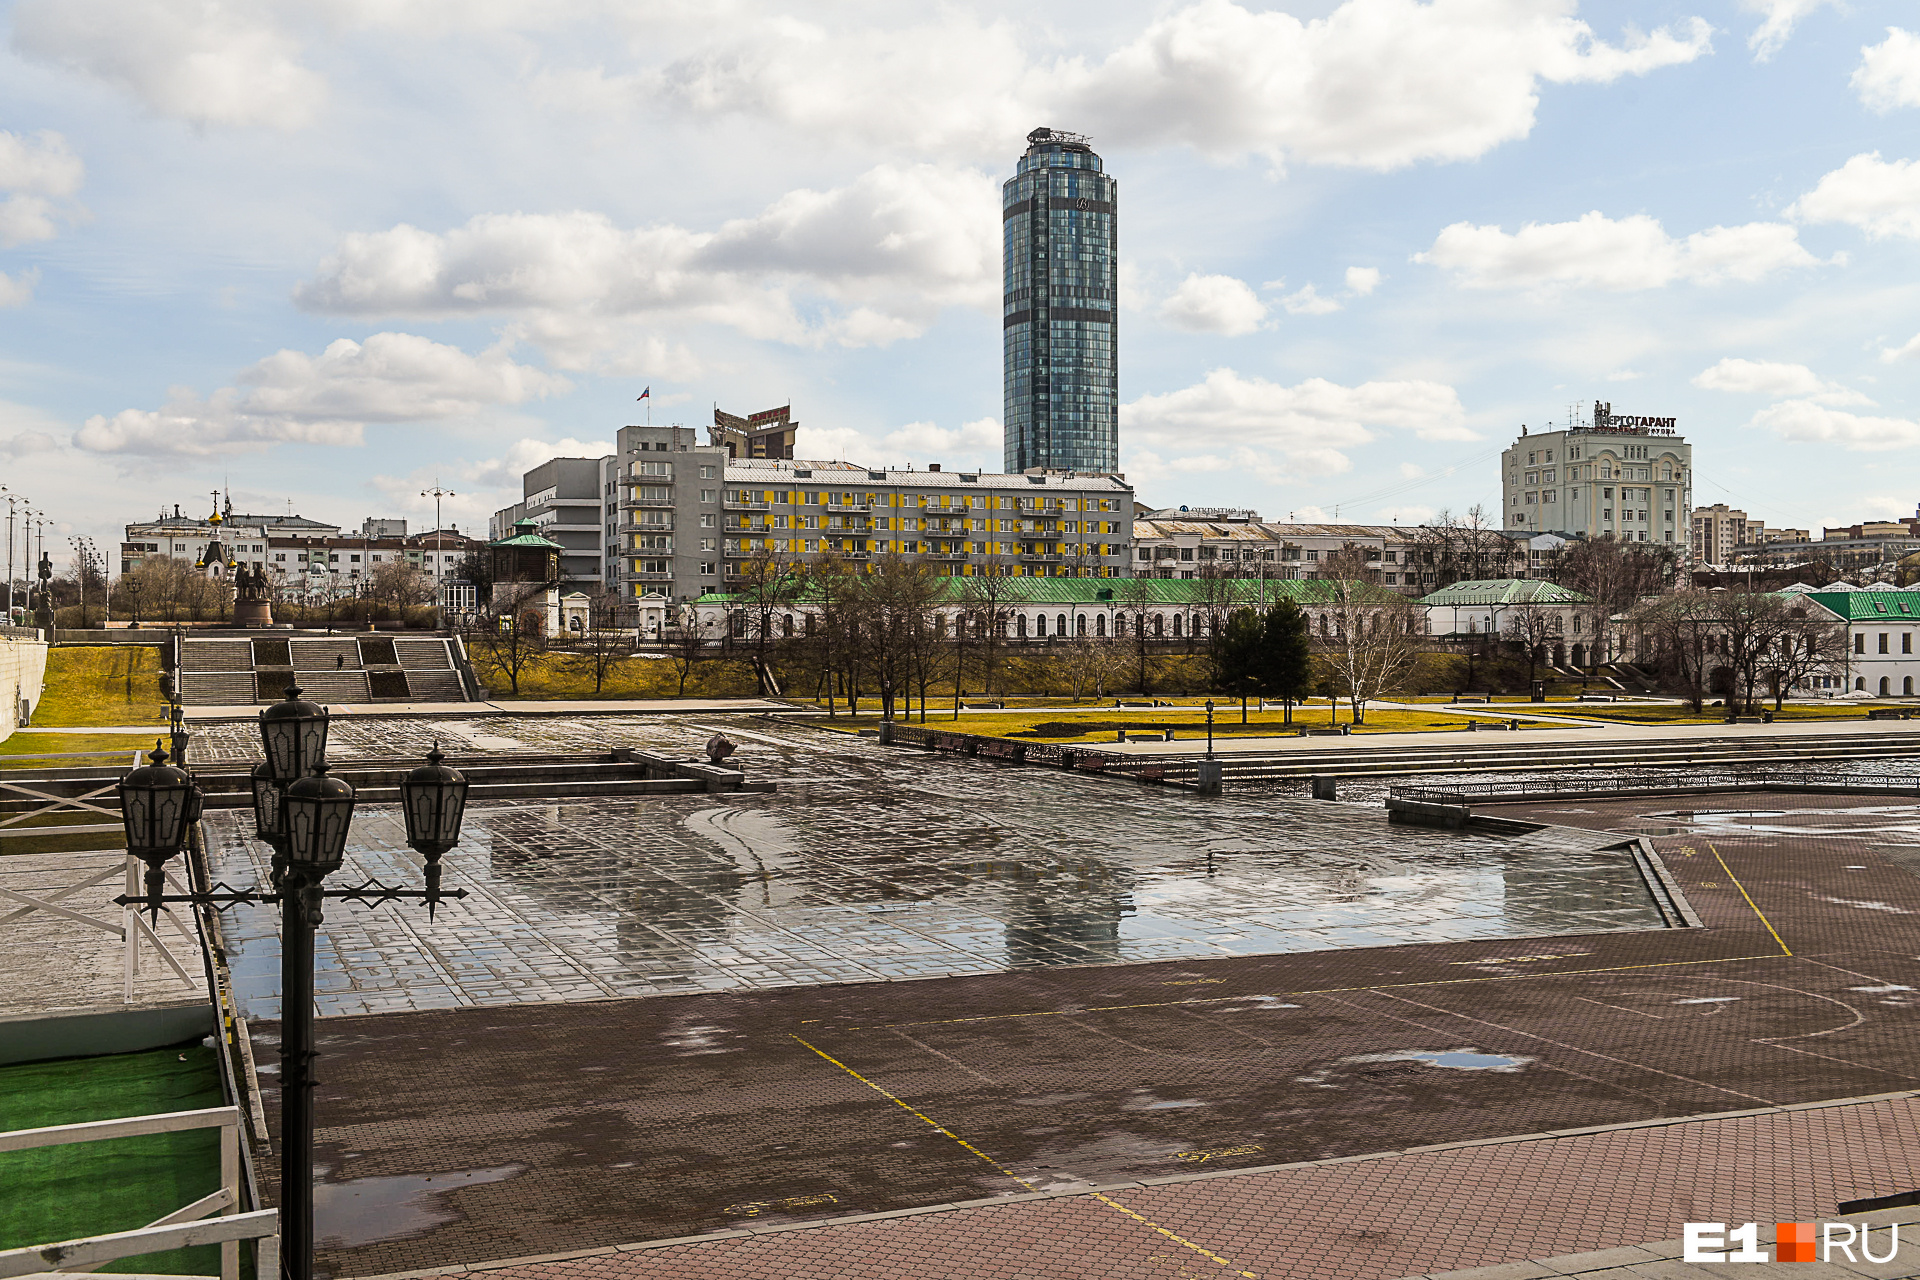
(1003, 128, 1118, 475)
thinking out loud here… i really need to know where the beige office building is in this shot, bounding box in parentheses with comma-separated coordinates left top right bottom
(1501, 402, 1692, 553)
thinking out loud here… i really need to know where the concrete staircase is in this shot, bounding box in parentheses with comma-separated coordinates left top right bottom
(174, 634, 473, 706)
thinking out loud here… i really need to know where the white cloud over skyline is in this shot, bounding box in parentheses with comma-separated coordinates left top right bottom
(1417, 212, 1829, 290)
(295, 163, 1000, 363)
(74, 333, 565, 458)
(2, 0, 1920, 568)
(1853, 28, 1920, 112)
(1789, 152, 1920, 240)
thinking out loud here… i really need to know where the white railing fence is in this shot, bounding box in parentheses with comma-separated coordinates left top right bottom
(0, 1106, 277, 1280)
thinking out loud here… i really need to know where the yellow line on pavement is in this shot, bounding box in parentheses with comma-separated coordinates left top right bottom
(1710, 842, 1792, 956)
(789, 1035, 1259, 1279)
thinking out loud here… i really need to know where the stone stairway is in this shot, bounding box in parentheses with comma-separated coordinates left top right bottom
(174, 634, 474, 705)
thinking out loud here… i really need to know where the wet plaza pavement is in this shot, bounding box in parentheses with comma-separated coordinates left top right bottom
(199, 715, 1671, 1019)
(257, 782, 1920, 1280)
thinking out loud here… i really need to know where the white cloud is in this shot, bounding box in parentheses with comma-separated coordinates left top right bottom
(1280, 284, 1341, 315)
(1694, 358, 1823, 396)
(0, 428, 59, 461)
(653, 0, 1710, 170)
(0, 270, 37, 307)
(1604, 369, 1643, 381)
(1789, 152, 1920, 240)
(1121, 368, 1474, 479)
(1883, 333, 1920, 364)
(1743, 0, 1832, 61)
(296, 163, 998, 362)
(12, 0, 327, 129)
(466, 435, 614, 490)
(1852, 27, 1920, 111)
(1345, 266, 1382, 296)
(1378, 503, 1437, 524)
(74, 333, 566, 457)
(1694, 357, 1869, 404)
(1417, 211, 1827, 290)
(879, 418, 1002, 468)
(0, 130, 85, 250)
(1751, 400, 1920, 451)
(1159, 273, 1267, 335)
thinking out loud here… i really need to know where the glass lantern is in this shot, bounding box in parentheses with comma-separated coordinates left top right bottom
(119, 746, 200, 908)
(259, 685, 328, 784)
(399, 748, 468, 859)
(283, 769, 355, 876)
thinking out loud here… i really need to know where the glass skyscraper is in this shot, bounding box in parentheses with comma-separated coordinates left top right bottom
(1003, 127, 1118, 474)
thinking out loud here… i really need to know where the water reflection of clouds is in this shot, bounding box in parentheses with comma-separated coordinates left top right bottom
(1648, 804, 1920, 843)
(208, 714, 1675, 1019)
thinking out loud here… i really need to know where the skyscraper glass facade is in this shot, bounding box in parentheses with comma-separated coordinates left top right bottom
(1003, 128, 1118, 475)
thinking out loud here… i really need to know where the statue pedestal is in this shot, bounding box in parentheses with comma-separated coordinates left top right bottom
(233, 599, 273, 627)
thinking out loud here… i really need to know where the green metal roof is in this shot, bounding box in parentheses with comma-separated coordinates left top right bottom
(696, 576, 1403, 608)
(489, 518, 565, 551)
(1808, 590, 1920, 622)
(1416, 578, 1589, 607)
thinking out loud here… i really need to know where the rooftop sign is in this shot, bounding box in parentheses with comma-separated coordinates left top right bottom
(1590, 400, 1677, 436)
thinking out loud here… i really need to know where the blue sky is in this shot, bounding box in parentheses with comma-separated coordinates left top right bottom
(3, 0, 1920, 570)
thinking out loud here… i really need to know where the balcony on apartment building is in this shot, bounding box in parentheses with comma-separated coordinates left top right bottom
(723, 495, 772, 511)
(620, 494, 675, 509)
(618, 519, 673, 535)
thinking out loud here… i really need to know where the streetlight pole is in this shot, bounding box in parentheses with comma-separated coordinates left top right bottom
(1205, 699, 1215, 759)
(422, 483, 455, 631)
(116, 689, 470, 1280)
(1, 486, 15, 622)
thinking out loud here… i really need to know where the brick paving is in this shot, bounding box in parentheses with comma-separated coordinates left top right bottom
(242, 783, 1920, 1279)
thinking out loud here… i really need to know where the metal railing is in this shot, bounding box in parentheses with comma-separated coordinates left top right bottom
(880, 722, 1200, 787)
(1388, 769, 1920, 807)
(724, 499, 772, 511)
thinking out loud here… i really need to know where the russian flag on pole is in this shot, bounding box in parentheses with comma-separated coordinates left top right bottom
(637, 387, 650, 400)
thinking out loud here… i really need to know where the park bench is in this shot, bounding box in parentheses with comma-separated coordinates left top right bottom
(1727, 714, 1774, 724)
(964, 699, 1005, 710)
(977, 740, 1026, 762)
(1867, 707, 1916, 720)
(1301, 725, 1350, 736)
(1576, 693, 1616, 702)
(1452, 692, 1491, 703)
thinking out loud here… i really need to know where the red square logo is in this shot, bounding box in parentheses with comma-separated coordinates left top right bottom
(1777, 1222, 1816, 1262)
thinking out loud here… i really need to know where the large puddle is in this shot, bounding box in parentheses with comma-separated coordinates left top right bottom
(204, 714, 1676, 1019)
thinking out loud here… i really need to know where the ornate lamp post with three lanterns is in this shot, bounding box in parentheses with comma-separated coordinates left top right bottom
(117, 686, 471, 1280)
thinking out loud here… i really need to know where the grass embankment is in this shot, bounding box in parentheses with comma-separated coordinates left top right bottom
(30, 647, 166, 727)
(471, 651, 758, 700)
(0, 1045, 224, 1274)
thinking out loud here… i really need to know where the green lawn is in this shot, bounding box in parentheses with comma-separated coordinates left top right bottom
(0, 1045, 224, 1274)
(472, 650, 758, 699)
(31, 648, 166, 727)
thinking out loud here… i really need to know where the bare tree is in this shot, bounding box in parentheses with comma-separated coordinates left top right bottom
(664, 605, 719, 697)
(1410, 506, 1518, 589)
(1319, 583, 1425, 723)
(1633, 590, 1719, 713)
(567, 589, 632, 695)
(1552, 537, 1678, 668)
(368, 561, 435, 621)
(467, 581, 550, 695)
(959, 558, 1020, 703)
(1112, 573, 1159, 695)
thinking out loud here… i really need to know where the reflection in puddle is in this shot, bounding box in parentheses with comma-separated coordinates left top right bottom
(1645, 804, 1920, 843)
(207, 715, 1681, 1020)
(1296, 1048, 1533, 1085)
(315, 1164, 524, 1248)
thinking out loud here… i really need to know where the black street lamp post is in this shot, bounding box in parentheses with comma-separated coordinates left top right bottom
(115, 686, 469, 1280)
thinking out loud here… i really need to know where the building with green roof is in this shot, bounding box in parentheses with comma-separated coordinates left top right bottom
(691, 574, 1408, 643)
(1807, 588, 1920, 695)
